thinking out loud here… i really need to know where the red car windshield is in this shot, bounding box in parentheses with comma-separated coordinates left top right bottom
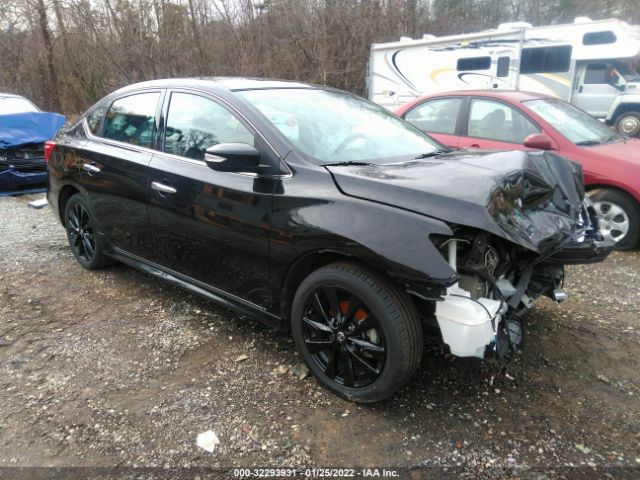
(524, 98, 619, 146)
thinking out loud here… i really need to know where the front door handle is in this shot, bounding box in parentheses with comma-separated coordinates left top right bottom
(578, 85, 583, 93)
(151, 181, 177, 194)
(83, 163, 101, 174)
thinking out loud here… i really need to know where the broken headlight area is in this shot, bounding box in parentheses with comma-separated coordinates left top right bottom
(0, 144, 47, 192)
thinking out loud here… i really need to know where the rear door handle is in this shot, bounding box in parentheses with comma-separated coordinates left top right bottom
(470, 143, 480, 148)
(151, 181, 177, 194)
(83, 163, 101, 174)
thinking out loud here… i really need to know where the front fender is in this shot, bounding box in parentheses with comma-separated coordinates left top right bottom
(606, 94, 640, 122)
(269, 167, 458, 294)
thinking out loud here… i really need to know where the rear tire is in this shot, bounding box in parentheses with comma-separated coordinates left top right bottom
(614, 111, 640, 137)
(64, 194, 114, 269)
(291, 262, 423, 403)
(589, 188, 640, 250)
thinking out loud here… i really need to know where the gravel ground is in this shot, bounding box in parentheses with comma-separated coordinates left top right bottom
(0, 194, 639, 479)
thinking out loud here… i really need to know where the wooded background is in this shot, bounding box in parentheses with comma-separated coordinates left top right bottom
(1, 0, 639, 115)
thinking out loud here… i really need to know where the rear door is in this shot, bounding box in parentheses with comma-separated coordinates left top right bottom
(401, 97, 464, 148)
(457, 97, 541, 150)
(77, 90, 163, 258)
(146, 90, 276, 309)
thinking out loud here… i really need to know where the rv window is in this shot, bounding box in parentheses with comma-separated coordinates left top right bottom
(520, 46, 572, 74)
(404, 98, 463, 135)
(457, 56, 491, 71)
(584, 64, 609, 84)
(497, 57, 510, 78)
(467, 99, 539, 144)
(583, 31, 616, 46)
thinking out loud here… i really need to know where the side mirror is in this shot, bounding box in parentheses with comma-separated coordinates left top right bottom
(523, 133, 554, 151)
(204, 143, 261, 173)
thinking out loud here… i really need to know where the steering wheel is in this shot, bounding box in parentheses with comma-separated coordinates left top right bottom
(332, 133, 368, 154)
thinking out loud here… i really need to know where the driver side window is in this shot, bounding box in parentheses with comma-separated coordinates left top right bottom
(163, 93, 255, 161)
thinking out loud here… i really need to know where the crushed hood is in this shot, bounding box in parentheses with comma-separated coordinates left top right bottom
(0, 112, 65, 149)
(327, 149, 585, 255)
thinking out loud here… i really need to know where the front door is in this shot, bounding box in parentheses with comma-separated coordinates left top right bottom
(147, 91, 275, 309)
(458, 97, 541, 150)
(573, 62, 621, 118)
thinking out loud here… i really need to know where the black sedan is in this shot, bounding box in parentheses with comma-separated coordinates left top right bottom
(47, 78, 609, 402)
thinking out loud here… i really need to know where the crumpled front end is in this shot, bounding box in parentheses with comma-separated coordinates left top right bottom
(485, 151, 586, 254)
(0, 144, 47, 194)
(0, 111, 65, 194)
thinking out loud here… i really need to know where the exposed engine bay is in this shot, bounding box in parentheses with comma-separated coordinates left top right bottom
(433, 198, 609, 361)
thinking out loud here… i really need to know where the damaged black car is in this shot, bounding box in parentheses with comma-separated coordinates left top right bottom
(47, 79, 611, 402)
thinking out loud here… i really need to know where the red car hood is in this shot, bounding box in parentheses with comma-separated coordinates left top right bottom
(585, 138, 640, 165)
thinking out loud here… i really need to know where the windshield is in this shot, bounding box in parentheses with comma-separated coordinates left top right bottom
(524, 98, 619, 145)
(614, 60, 640, 82)
(238, 89, 442, 165)
(0, 96, 39, 114)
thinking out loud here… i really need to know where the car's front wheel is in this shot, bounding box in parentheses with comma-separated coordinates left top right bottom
(64, 194, 114, 269)
(291, 262, 423, 403)
(589, 188, 639, 250)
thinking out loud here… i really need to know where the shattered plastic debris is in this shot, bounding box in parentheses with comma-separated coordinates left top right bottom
(197, 430, 220, 453)
(28, 197, 48, 209)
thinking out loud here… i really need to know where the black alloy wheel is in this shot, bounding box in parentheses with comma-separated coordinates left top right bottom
(64, 194, 113, 269)
(292, 262, 422, 403)
(67, 202, 96, 262)
(302, 285, 386, 388)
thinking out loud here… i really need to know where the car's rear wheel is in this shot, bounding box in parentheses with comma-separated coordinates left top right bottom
(615, 111, 640, 137)
(291, 262, 422, 403)
(64, 194, 113, 269)
(589, 188, 640, 250)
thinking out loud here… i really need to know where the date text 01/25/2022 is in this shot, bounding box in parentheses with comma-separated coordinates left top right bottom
(232, 468, 399, 477)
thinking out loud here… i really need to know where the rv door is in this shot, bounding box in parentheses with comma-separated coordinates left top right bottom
(572, 62, 622, 118)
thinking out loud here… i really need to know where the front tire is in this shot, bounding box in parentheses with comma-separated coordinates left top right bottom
(64, 194, 114, 269)
(589, 188, 640, 250)
(615, 111, 640, 137)
(291, 262, 423, 403)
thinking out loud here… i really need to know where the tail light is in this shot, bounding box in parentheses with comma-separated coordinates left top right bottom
(44, 141, 56, 163)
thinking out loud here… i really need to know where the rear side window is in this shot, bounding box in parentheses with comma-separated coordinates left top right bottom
(457, 56, 491, 71)
(467, 98, 539, 144)
(102, 92, 160, 148)
(163, 92, 254, 161)
(520, 46, 572, 74)
(404, 98, 462, 135)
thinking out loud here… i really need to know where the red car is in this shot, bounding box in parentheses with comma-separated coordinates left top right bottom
(395, 91, 640, 249)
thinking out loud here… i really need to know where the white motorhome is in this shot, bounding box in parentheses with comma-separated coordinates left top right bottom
(368, 18, 640, 136)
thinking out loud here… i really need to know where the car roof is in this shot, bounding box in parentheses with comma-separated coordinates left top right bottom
(0, 93, 28, 99)
(113, 77, 322, 96)
(420, 90, 554, 102)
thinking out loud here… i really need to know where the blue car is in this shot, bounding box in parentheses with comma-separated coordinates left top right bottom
(0, 94, 65, 194)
